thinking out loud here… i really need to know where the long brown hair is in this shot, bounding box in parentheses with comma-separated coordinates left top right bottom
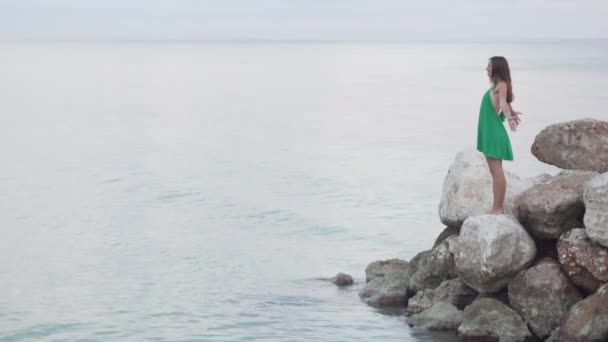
(489, 56, 513, 103)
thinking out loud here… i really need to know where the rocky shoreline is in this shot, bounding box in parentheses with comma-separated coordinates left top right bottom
(356, 119, 608, 341)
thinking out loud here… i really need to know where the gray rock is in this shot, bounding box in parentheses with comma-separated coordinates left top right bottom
(474, 288, 511, 307)
(531, 119, 608, 173)
(331, 273, 353, 286)
(507, 258, 583, 339)
(545, 327, 561, 342)
(560, 283, 608, 342)
(433, 226, 460, 249)
(406, 277, 477, 316)
(458, 298, 534, 342)
(438, 149, 537, 228)
(406, 302, 462, 331)
(455, 215, 536, 293)
(365, 259, 409, 283)
(359, 271, 410, 307)
(557, 228, 608, 294)
(513, 171, 598, 239)
(584, 172, 608, 248)
(407, 236, 458, 295)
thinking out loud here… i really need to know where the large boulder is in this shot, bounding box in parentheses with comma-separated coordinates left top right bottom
(406, 277, 477, 316)
(405, 302, 463, 331)
(507, 258, 583, 339)
(455, 215, 536, 293)
(513, 171, 598, 239)
(557, 228, 608, 294)
(407, 236, 458, 294)
(457, 298, 534, 342)
(559, 283, 608, 342)
(365, 259, 409, 283)
(438, 149, 539, 228)
(531, 119, 608, 173)
(584, 172, 608, 248)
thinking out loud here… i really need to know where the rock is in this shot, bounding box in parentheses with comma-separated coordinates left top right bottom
(407, 236, 458, 295)
(546, 327, 561, 342)
(474, 287, 511, 307)
(365, 259, 409, 283)
(331, 273, 353, 286)
(559, 283, 608, 342)
(513, 171, 598, 239)
(557, 228, 608, 294)
(455, 215, 536, 293)
(432, 226, 460, 249)
(531, 119, 608, 173)
(359, 271, 410, 307)
(406, 302, 462, 331)
(406, 277, 478, 316)
(458, 298, 534, 342)
(438, 149, 538, 228)
(584, 172, 608, 248)
(507, 258, 583, 339)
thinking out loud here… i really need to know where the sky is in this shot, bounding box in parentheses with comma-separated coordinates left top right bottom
(1, 0, 607, 41)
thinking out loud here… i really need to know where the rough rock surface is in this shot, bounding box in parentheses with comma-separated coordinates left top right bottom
(507, 258, 583, 339)
(513, 171, 597, 239)
(457, 298, 534, 342)
(406, 277, 477, 316)
(557, 228, 608, 294)
(531, 119, 608, 173)
(559, 283, 608, 342)
(406, 302, 463, 331)
(439, 149, 537, 228)
(455, 215, 536, 293)
(584, 172, 608, 248)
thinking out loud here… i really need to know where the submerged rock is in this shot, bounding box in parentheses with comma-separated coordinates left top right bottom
(330, 273, 353, 286)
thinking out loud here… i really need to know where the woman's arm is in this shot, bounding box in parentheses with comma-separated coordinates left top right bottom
(496, 82, 521, 131)
(496, 82, 512, 118)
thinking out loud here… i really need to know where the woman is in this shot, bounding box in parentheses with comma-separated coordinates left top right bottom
(477, 56, 521, 215)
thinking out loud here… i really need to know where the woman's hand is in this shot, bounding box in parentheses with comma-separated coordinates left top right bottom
(508, 112, 522, 132)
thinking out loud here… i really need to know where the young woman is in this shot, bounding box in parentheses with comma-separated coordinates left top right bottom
(477, 56, 521, 215)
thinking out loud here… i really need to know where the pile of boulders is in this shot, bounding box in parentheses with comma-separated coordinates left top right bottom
(357, 119, 608, 341)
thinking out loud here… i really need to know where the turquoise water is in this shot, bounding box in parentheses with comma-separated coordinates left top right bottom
(0, 40, 607, 341)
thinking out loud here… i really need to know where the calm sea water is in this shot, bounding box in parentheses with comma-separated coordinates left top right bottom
(1, 40, 607, 341)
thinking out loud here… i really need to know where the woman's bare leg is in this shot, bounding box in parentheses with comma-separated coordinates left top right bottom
(485, 156, 506, 215)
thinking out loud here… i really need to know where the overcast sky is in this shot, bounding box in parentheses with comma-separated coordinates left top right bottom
(1, 0, 607, 41)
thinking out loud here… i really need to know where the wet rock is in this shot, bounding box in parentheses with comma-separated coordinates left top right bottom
(406, 302, 462, 331)
(331, 273, 353, 286)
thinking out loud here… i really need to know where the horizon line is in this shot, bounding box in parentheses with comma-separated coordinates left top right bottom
(1, 37, 608, 44)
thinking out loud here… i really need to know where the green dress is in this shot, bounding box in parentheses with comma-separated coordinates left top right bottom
(477, 88, 513, 161)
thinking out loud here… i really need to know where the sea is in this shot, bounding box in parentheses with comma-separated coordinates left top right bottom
(1, 39, 607, 341)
